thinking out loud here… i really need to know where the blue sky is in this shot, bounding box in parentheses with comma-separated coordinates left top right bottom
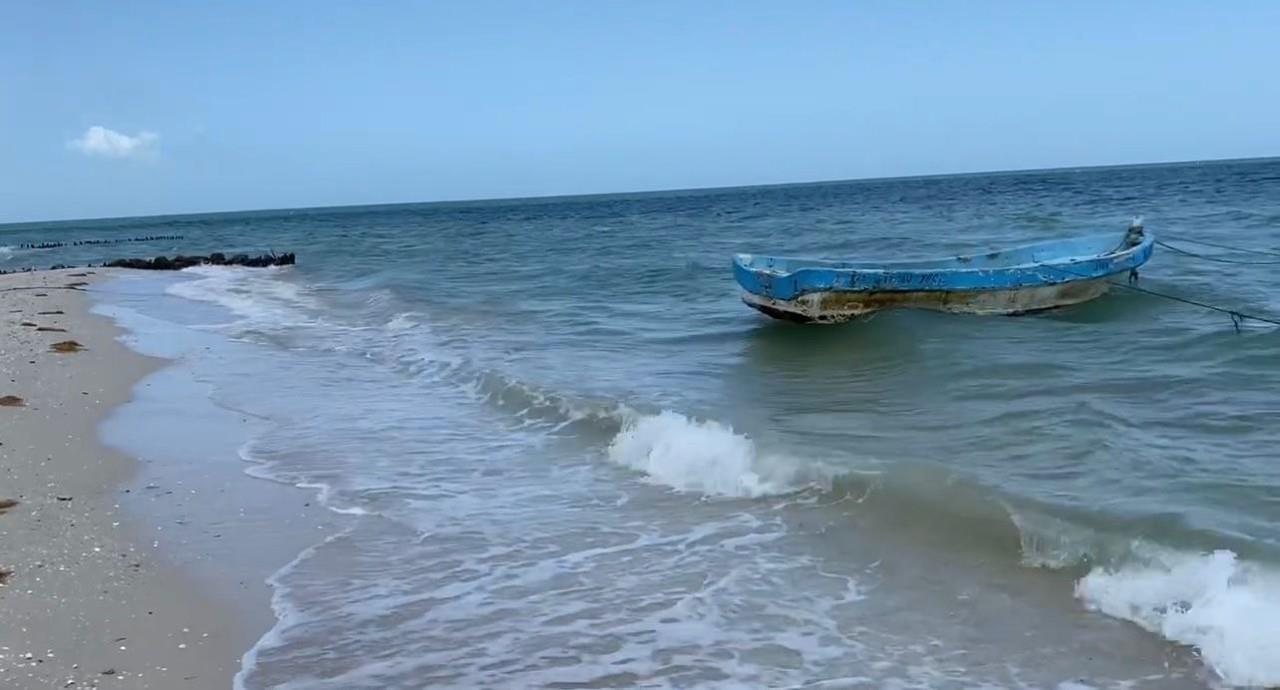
(3, 1, 1278, 223)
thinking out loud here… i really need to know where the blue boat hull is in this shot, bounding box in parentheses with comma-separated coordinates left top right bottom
(734, 226, 1154, 323)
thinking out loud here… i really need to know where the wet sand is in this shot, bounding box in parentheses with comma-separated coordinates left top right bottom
(0, 270, 249, 689)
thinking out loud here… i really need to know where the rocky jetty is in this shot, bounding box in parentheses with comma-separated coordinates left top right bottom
(104, 252, 296, 270)
(18, 235, 184, 249)
(0, 252, 295, 275)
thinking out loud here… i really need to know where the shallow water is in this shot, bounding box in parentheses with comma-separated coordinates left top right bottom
(6, 159, 1280, 688)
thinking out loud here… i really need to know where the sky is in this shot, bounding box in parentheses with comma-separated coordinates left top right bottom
(2, 1, 1279, 223)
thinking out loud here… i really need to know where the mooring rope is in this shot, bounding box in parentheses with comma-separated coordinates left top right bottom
(1155, 239, 1280, 265)
(1160, 235, 1280, 259)
(1045, 264, 1280, 333)
(1107, 276, 1280, 332)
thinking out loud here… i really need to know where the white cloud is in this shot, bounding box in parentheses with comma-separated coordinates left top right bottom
(68, 125, 158, 158)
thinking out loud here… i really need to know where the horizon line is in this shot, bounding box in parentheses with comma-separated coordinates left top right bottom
(4, 153, 1277, 229)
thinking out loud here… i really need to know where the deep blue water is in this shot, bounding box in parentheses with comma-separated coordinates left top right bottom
(6, 159, 1280, 688)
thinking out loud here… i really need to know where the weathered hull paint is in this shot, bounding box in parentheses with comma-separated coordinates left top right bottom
(740, 278, 1112, 323)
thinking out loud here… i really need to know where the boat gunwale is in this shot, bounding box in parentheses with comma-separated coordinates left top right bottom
(733, 232, 1148, 278)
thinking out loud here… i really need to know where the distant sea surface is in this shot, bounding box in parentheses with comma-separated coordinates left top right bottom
(5, 159, 1280, 688)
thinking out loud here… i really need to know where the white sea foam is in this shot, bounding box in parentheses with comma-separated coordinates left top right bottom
(166, 264, 313, 325)
(384, 312, 419, 332)
(234, 526, 358, 690)
(295, 481, 370, 516)
(606, 411, 812, 498)
(1075, 549, 1280, 687)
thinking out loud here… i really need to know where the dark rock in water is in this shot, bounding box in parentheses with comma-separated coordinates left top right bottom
(243, 253, 291, 267)
(103, 252, 294, 270)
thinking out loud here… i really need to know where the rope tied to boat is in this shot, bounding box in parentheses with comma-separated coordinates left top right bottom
(1045, 264, 1280, 332)
(1155, 239, 1280, 265)
(1104, 278, 1280, 331)
(1161, 234, 1280, 260)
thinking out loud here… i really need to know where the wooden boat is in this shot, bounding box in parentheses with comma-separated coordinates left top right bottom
(733, 221, 1154, 323)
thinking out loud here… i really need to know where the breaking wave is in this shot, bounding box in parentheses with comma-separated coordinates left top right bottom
(814, 472, 1280, 687)
(601, 409, 1280, 687)
(1077, 549, 1280, 687)
(1009, 509, 1280, 687)
(166, 264, 314, 323)
(606, 411, 822, 498)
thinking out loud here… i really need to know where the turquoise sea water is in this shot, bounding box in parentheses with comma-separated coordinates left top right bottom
(5, 159, 1280, 688)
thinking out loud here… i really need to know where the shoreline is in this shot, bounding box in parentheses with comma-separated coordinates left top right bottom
(0, 269, 313, 689)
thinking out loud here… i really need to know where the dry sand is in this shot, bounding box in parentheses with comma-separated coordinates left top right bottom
(1, 270, 249, 689)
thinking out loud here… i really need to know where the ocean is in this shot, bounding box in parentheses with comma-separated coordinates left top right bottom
(4, 158, 1280, 689)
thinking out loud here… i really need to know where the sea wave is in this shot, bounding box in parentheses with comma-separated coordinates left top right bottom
(154, 260, 1280, 687)
(165, 264, 313, 324)
(606, 411, 823, 498)
(233, 526, 359, 690)
(1011, 508, 1280, 687)
(820, 468, 1280, 687)
(462, 372, 825, 498)
(1077, 549, 1280, 687)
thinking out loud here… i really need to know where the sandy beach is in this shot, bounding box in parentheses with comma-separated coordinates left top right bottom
(0, 269, 248, 689)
